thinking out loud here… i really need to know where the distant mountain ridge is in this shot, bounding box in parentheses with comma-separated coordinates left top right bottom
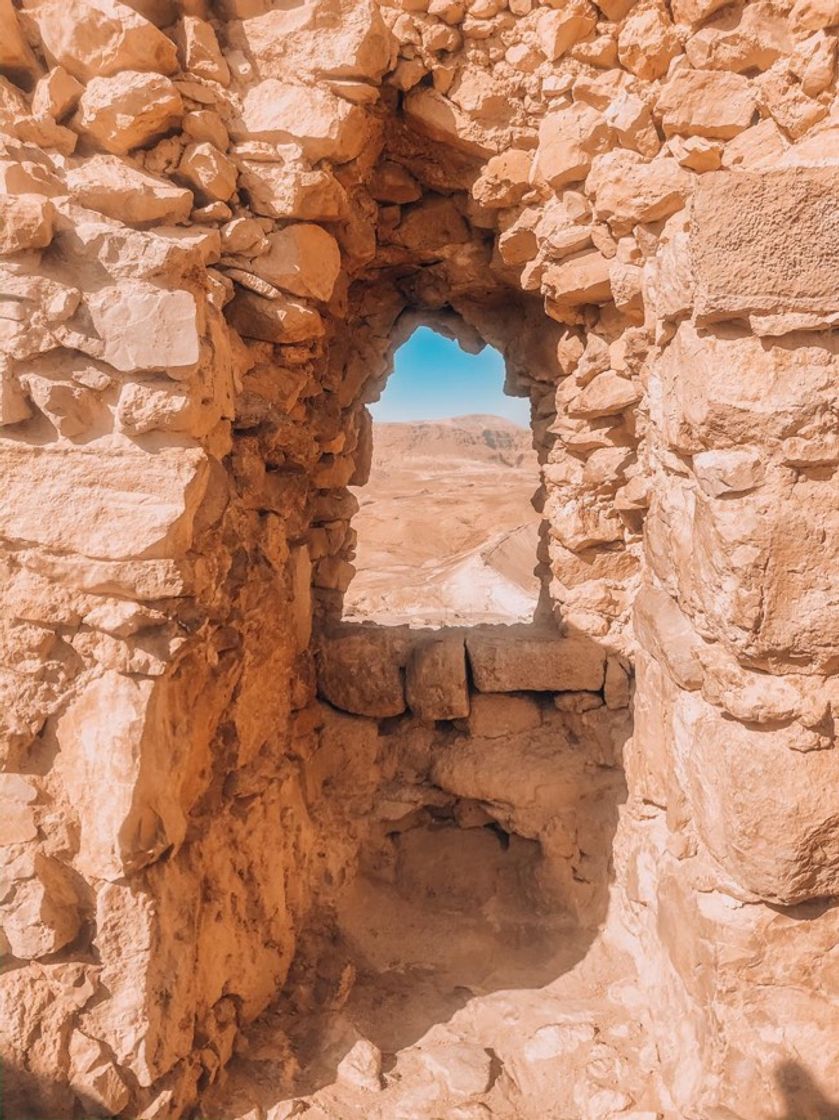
(346, 414, 541, 627)
(371, 414, 534, 469)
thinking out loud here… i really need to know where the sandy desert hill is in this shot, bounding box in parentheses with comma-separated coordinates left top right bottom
(343, 415, 542, 627)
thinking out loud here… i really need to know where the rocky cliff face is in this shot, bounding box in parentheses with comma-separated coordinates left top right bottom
(1, 0, 838, 1117)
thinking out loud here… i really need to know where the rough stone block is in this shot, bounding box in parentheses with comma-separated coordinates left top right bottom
(232, 0, 393, 83)
(405, 634, 470, 720)
(691, 168, 839, 333)
(0, 194, 55, 254)
(65, 154, 193, 224)
(22, 0, 179, 82)
(674, 689, 839, 904)
(0, 445, 209, 560)
(465, 692, 542, 738)
(317, 627, 408, 717)
(466, 628, 606, 693)
(237, 80, 369, 163)
(73, 71, 183, 154)
(86, 282, 200, 373)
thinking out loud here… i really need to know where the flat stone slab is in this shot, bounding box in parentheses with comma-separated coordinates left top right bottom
(466, 629, 606, 693)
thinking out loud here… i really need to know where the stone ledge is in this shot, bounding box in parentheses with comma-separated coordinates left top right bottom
(316, 623, 609, 720)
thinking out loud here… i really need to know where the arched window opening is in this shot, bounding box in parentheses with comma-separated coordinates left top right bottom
(342, 325, 540, 628)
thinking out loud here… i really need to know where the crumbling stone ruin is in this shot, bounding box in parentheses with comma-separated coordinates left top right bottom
(2, 0, 839, 1116)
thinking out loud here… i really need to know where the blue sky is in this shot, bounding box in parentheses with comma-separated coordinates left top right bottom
(370, 327, 531, 427)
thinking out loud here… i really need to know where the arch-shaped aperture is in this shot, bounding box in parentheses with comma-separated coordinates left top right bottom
(343, 325, 540, 628)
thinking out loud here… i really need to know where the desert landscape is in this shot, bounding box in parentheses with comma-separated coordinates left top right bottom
(343, 414, 542, 627)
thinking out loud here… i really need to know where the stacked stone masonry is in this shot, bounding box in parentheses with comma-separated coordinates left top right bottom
(0, 0, 838, 1116)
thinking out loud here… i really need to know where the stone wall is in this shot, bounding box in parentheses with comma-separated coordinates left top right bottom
(1, 0, 838, 1116)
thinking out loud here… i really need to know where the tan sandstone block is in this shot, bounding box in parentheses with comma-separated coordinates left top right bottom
(238, 80, 369, 163)
(466, 628, 606, 692)
(22, 0, 178, 82)
(0, 0, 40, 85)
(65, 154, 193, 224)
(587, 150, 691, 232)
(543, 249, 612, 310)
(0, 444, 209, 560)
(85, 282, 200, 373)
(465, 692, 542, 738)
(657, 68, 755, 140)
(31, 66, 84, 121)
(74, 71, 183, 154)
(617, 4, 680, 80)
(405, 634, 470, 720)
(317, 628, 408, 717)
(232, 0, 393, 83)
(0, 856, 81, 959)
(531, 102, 612, 190)
(250, 224, 342, 303)
(226, 290, 326, 344)
(174, 15, 230, 85)
(404, 87, 501, 158)
(673, 689, 839, 904)
(178, 142, 238, 202)
(537, 0, 597, 60)
(633, 585, 704, 691)
(237, 161, 348, 221)
(0, 194, 55, 254)
(691, 168, 839, 333)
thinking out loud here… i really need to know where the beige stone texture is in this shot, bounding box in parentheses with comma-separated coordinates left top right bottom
(0, 194, 55, 254)
(405, 633, 470, 720)
(691, 168, 839, 331)
(74, 71, 183, 154)
(237, 80, 370, 162)
(65, 154, 193, 223)
(466, 629, 606, 692)
(22, 0, 179, 81)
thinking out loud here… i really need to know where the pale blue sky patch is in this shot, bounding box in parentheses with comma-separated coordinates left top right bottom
(369, 326, 531, 427)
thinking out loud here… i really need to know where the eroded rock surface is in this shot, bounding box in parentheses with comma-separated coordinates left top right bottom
(0, 0, 838, 1118)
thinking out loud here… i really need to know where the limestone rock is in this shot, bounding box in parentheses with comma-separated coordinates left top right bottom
(0, 0, 40, 86)
(237, 80, 370, 163)
(65, 154, 193, 223)
(317, 628, 407, 717)
(531, 102, 613, 189)
(22, 0, 179, 82)
(587, 150, 691, 232)
(232, 0, 393, 82)
(0, 194, 55, 254)
(237, 161, 349, 221)
(226, 290, 325, 344)
(537, 0, 597, 61)
(617, 5, 680, 80)
(657, 69, 756, 139)
(466, 629, 606, 692)
(405, 634, 470, 720)
(336, 1039, 383, 1092)
(68, 1031, 131, 1116)
(691, 168, 839, 331)
(74, 71, 183, 154)
(249, 224, 342, 302)
(178, 142, 238, 202)
(174, 16, 230, 85)
(465, 692, 542, 738)
(85, 282, 200, 372)
(0, 444, 208, 560)
(32, 66, 84, 121)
